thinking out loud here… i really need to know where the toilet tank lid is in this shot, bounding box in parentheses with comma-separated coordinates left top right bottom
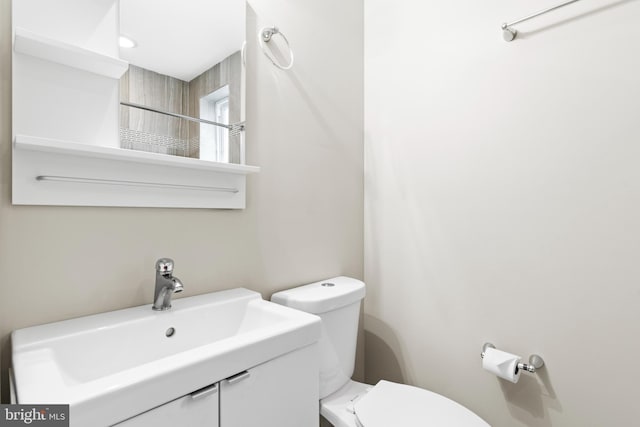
(271, 276, 365, 314)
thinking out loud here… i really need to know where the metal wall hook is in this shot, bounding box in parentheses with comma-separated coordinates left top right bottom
(481, 342, 545, 374)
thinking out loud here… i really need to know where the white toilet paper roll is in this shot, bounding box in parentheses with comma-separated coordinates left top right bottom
(482, 348, 521, 383)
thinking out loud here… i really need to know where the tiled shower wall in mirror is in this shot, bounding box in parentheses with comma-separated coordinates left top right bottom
(119, 51, 242, 162)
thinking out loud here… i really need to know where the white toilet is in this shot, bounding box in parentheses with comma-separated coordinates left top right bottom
(271, 276, 489, 427)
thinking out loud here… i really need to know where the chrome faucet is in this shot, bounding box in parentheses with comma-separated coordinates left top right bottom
(153, 258, 184, 311)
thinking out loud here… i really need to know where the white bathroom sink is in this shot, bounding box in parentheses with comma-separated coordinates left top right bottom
(12, 288, 321, 426)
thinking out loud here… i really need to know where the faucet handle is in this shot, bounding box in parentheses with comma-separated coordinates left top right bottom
(155, 258, 174, 274)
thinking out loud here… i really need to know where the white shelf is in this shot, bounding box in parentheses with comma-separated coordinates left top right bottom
(13, 27, 129, 79)
(13, 135, 260, 209)
(15, 135, 260, 174)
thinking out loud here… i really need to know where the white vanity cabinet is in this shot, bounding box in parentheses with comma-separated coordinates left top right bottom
(220, 344, 319, 427)
(114, 344, 319, 427)
(114, 384, 219, 427)
(12, 289, 322, 427)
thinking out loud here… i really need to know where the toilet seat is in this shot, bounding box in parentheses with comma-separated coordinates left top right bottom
(353, 380, 489, 427)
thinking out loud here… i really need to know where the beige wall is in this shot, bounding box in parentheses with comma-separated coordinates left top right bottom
(364, 0, 640, 426)
(0, 0, 363, 402)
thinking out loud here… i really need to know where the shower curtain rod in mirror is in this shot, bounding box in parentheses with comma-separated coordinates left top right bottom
(120, 101, 241, 131)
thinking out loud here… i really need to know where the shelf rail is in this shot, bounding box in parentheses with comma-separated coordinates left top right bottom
(36, 175, 239, 193)
(502, 0, 582, 41)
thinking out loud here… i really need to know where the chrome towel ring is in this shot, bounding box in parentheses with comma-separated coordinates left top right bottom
(259, 26, 294, 70)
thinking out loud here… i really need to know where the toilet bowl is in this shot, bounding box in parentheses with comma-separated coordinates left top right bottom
(271, 277, 489, 427)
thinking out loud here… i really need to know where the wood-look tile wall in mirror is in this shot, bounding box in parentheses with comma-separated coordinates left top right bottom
(118, 0, 246, 164)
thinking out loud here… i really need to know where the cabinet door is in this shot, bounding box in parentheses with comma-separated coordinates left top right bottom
(114, 383, 219, 427)
(220, 344, 319, 427)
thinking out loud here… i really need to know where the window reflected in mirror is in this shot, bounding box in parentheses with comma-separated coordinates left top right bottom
(118, 0, 245, 164)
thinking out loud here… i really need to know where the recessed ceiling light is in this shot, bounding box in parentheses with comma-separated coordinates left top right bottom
(119, 35, 137, 48)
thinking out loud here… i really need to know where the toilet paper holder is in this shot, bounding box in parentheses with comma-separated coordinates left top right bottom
(481, 343, 545, 374)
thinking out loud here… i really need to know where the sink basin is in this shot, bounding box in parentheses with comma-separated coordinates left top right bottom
(12, 288, 321, 426)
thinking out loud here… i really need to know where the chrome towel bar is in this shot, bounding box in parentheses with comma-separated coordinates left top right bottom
(502, 0, 582, 41)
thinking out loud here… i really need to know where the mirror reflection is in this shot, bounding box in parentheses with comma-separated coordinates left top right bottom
(118, 0, 246, 164)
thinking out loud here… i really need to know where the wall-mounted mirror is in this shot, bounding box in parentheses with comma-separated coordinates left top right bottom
(118, 0, 246, 164)
(12, 0, 258, 209)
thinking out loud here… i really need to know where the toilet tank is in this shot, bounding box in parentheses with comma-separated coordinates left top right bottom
(271, 277, 365, 399)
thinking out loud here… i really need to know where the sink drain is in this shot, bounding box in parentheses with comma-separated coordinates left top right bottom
(165, 327, 176, 337)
